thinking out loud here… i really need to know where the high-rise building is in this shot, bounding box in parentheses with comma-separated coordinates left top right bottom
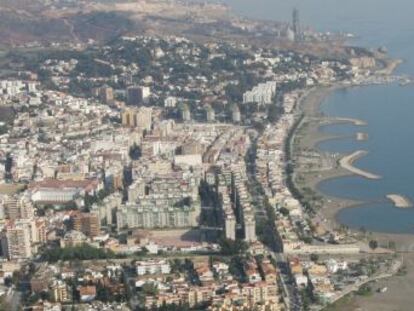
(225, 214, 236, 240)
(164, 96, 178, 108)
(99, 86, 114, 104)
(244, 214, 257, 242)
(117, 173, 201, 230)
(73, 212, 101, 237)
(3, 194, 34, 220)
(116, 203, 200, 229)
(121, 108, 136, 128)
(121, 107, 153, 131)
(33, 218, 47, 244)
(243, 81, 277, 105)
(128, 179, 146, 202)
(205, 105, 215, 122)
(50, 280, 70, 302)
(135, 107, 153, 131)
(232, 104, 241, 123)
(126, 86, 151, 106)
(91, 192, 122, 226)
(181, 104, 191, 122)
(292, 8, 301, 40)
(1, 221, 32, 260)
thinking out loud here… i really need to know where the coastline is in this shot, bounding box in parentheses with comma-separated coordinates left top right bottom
(285, 55, 414, 311)
(290, 86, 363, 228)
(291, 79, 414, 250)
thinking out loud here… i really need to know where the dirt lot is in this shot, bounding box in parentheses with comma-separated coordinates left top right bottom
(0, 183, 25, 195)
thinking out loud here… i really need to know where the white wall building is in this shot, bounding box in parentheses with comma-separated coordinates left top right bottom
(136, 260, 171, 276)
(243, 81, 277, 105)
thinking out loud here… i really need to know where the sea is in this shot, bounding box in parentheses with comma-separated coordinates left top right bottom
(220, 0, 414, 234)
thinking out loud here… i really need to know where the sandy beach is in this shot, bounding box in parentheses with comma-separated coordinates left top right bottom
(291, 85, 414, 245)
(290, 86, 366, 229)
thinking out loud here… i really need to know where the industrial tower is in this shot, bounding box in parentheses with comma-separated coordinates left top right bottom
(292, 8, 301, 40)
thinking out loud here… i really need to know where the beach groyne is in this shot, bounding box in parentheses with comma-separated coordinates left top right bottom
(386, 194, 413, 208)
(356, 132, 368, 141)
(339, 150, 381, 179)
(333, 117, 367, 126)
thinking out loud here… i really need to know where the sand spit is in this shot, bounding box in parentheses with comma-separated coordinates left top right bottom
(339, 150, 381, 179)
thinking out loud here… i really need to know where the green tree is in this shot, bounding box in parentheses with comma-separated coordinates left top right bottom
(310, 253, 319, 262)
(369, 240, 378, 250)
(218, 238, 248, 256)
(279, 207, 290, 216)
(142, 283, 158, 296)
(267, 104, 282, 123)
(129, 143, 142, 160)
(42, 244, 118, 262)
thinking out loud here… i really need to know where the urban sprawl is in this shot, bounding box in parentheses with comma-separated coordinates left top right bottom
(0, 4, 403, 311)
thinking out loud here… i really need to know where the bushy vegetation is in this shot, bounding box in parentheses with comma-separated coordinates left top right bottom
(218, 238, 248, 256)
(42, 244, 119, 262)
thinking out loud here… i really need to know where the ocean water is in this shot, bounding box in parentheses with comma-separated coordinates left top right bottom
(221, 0, 414, 233)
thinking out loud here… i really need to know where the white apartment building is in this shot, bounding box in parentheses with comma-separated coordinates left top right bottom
(136, 260, 171, 276)
(243, 81, 277, 105)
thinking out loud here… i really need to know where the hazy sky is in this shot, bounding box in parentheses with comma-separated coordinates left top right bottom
(221, 0, 413, 32)
(220, 0, 414, 68)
